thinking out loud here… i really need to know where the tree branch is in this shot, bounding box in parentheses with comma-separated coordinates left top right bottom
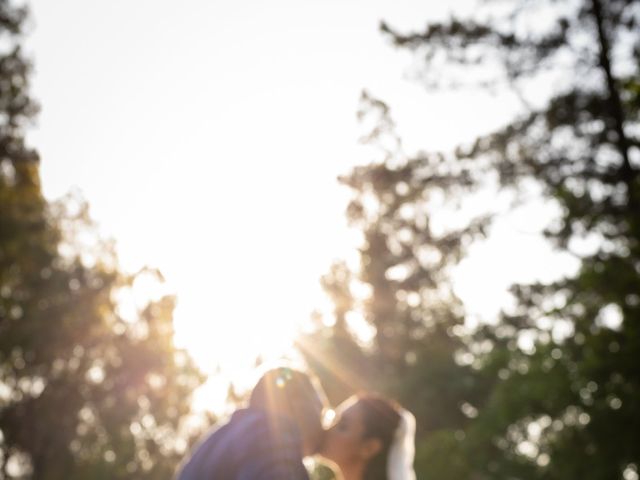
(590, 0, 637, 205)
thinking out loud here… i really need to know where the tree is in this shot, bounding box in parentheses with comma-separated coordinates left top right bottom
(381, 0, 640, 478)
(0, 3, 203, 478)
(300, 92, 494, 479)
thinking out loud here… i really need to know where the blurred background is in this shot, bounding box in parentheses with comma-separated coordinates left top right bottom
(1, 0, 638, 478)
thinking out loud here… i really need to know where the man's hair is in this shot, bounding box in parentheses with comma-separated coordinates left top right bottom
(249, 367, 325, 416)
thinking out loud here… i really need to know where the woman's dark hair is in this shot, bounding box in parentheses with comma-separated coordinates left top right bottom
(356, 394, 402, 480)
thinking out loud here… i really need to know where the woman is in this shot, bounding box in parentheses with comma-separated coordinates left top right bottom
(320, 394, 416, 480)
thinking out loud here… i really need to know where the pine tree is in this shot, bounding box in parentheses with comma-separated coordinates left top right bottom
(300, 92, 493, 479)
(381, 0, 640, 477)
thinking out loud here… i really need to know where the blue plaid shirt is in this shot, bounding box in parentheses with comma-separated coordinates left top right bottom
(175, 408, 310, 480)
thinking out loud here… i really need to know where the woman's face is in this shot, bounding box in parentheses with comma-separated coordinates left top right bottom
(321, 397, 377, 470)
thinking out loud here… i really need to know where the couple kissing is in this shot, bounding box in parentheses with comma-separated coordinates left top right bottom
(175, 367, 415, 480)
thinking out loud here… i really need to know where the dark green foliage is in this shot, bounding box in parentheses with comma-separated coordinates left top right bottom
(379, 0, 640, 478)
(309, 0, 639, 479)
(0, 3, 203, 478)
(300, 92, 493, 478)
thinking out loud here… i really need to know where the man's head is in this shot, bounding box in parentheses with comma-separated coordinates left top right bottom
(250, 367, 328, 455)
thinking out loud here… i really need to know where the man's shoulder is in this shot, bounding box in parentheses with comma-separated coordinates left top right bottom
(234, 410, 309, 480)
(232, 408, 303, 452)
(176, 408, 307, 480)
(174, 410, 255, 479)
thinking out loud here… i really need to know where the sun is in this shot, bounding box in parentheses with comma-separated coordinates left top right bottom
(173, 296, 310, 413)
(163, 252, 331, 413)
(172, 292, 302, 374)
(118, 255, 322, 413)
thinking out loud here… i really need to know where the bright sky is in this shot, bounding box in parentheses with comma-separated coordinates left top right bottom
(27, 0, 577, 408)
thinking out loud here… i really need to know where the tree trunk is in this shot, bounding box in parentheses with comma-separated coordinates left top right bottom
(590, 0, 637, 206)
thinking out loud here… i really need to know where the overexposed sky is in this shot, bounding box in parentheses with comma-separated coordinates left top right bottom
(27, 0, 576, 400)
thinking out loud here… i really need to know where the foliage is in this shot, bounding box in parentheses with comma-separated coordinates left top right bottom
(308, 0, 639, 479)
(300, 92, 494, 478)
(379, 0, 640, 478)
(0, 3, 204, 478)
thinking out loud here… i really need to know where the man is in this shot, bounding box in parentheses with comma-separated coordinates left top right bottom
(175, 367, 328, 479)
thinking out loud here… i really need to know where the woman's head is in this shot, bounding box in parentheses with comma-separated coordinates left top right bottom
(321, 394, 402, 480)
